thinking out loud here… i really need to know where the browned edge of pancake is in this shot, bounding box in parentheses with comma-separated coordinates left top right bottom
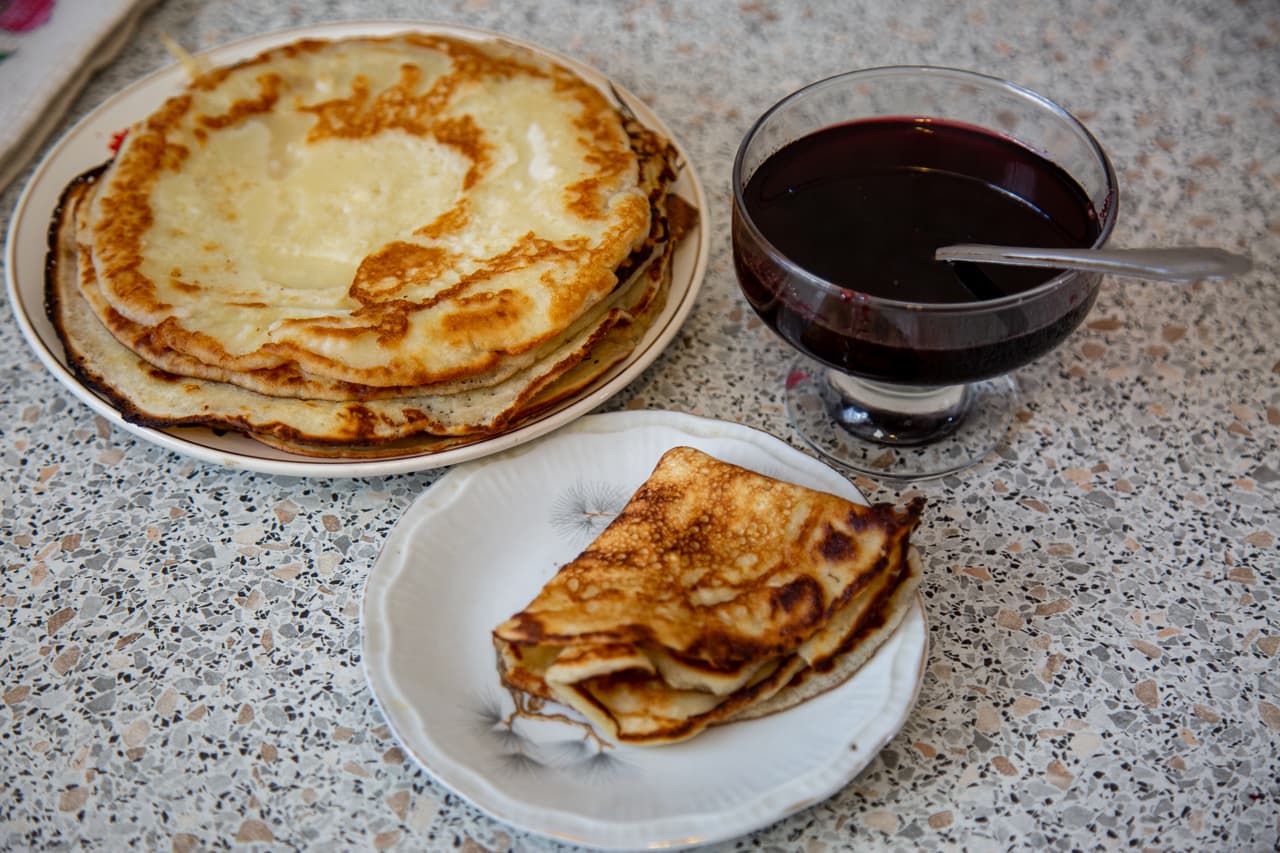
(729, 543, 925, 723)
(245, 428, 487, 460)
(45, 169, 295, 438)
(48, 171, 371, 440)
(44, 165, 127, 413)
(559, 652, 808, 746)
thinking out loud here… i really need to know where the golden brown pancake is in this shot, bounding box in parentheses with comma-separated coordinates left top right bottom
(44, 32, 695, 455)
(730, 545, 923, 722)
(84, 34, 668, 390)
(47, 171, 675, 449)
(75, 105, 679, 402)
(493, 446, 926, 745)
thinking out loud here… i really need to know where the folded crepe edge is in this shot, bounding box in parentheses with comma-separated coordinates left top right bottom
(492, 537, 925, 746)
(728, 544, 924, 723)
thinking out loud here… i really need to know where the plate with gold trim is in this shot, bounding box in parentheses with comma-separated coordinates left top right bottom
(3, 21, 708, 478)
(361, 410, 928, 849)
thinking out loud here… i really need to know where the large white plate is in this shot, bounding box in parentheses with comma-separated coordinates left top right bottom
(362, 410, 928, 850)
(3, 21, 709, 478)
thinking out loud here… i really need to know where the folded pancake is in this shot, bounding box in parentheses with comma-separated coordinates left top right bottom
(730, 544, 922, 722)
(46, 171, 676, 449)
(83, 34, 668, 391)
(493, 446, 926, 745)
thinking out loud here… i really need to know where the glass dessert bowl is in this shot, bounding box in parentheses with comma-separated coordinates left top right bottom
(732, 66, 1119, 480)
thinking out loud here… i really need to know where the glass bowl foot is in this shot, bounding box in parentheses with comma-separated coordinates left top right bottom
(784, 358, 1017, 481)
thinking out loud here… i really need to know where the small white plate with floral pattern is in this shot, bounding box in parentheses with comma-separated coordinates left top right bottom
(361, 410, 928, 850)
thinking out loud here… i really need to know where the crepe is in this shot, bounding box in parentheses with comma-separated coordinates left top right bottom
(77, 104, 680, 402)
(493, 446, 926, 746)
(84, 34, 665, 390)
(44, 32, 694, 455)
(47, 171, 675, 447)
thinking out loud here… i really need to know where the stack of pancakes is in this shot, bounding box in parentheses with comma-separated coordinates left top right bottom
(493, 447, 926, 746)
(46, 34, 692, 457)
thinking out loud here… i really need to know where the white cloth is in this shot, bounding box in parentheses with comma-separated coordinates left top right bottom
(0, 0, 156, 192)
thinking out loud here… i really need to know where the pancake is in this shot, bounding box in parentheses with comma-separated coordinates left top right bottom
(75, 107, 679, 402)
(730, 545, 923, 722)
(44, 31, 695, 455)
(83, 34, 668, 391)
(493, 446, 926, 745)
(47, 171, 675, 448)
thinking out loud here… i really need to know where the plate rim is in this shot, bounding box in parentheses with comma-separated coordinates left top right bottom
(360, 409, 929, 850)
(3, 19, 710, 478)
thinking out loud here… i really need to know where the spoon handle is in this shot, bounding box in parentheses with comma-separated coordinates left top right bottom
(935, 244, 1253, 282)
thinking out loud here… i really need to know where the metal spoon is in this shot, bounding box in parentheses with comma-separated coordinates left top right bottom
(935, 244, 1253, 283)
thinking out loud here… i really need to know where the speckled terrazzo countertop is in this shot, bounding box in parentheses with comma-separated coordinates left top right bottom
(2, 1, 1277, 850)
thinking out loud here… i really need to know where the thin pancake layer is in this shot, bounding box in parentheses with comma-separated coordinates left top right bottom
(493, 446, 926, 745)
(48, 173, 674, 448)
(86, 34, 662, 389)
(76, 110, 678, 402)
(506, 552, 917, 744)
(731, 546, 923, 722)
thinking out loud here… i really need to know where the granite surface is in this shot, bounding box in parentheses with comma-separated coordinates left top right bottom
(1, 0, 1277, 850)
